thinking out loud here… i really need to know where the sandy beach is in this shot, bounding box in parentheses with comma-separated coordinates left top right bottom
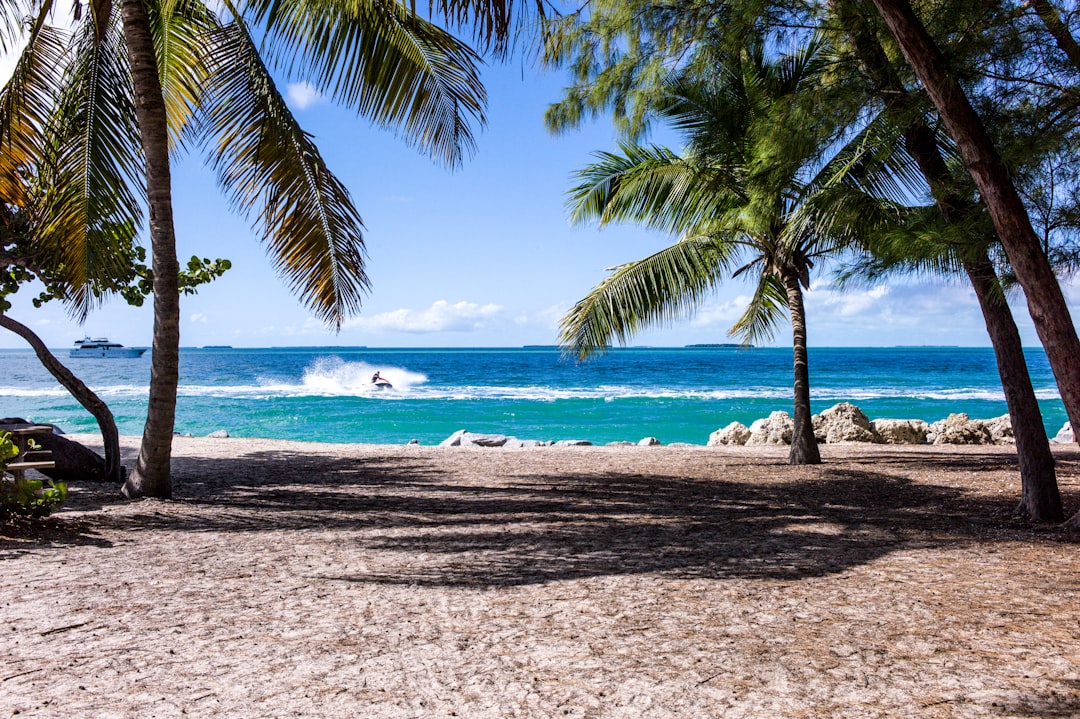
(2, 436, 1079, 718)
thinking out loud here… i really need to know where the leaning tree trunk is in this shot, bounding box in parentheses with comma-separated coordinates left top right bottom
(782, 270, 821, 465)
(835, 9, 1064, 522)
(120, 0, 181, 499)
(0, 312, 123, 482)
(868, 0, 1080, 445)
(964, 258, 1063, 522)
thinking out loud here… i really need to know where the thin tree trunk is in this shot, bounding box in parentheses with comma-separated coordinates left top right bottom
(0, 312, 123, 482)
(868, 0, 1080, 445)
(964, 258, 1063, 522)
(836, 4, 1064, 521)
(782, 271, 821, 465)
(1029, 0, 1080, 71)
(120, 0, 180, 499)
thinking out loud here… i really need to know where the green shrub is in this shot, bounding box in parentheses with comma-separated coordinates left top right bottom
(1, 431, 67, 518)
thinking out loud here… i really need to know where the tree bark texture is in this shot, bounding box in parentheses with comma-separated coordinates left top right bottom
(0, 313, 123, 482)
(964, 258, 1063, 522)
(837, 2, 1063, 522)
(783, 271, 822, 465)
(121, 0, 180, 499)
(868, 0, 1080, 444)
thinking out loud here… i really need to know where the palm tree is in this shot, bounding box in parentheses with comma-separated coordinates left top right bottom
(0, 0, 491, 497)
(561, 40, 914, 465)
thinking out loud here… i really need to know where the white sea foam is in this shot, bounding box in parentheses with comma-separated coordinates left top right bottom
(299, 357, 428, 396)
(0, 375, 1062, 403)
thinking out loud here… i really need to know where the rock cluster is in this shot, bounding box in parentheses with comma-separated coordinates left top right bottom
(708, 403, 1022, 447)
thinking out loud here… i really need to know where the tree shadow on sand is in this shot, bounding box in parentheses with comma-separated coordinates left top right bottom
(77, 447, 1080, 587)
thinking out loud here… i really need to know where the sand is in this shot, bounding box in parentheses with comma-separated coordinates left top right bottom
(2, 435, 1079, 718)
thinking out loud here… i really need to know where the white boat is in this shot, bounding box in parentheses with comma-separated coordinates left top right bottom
(70, 337, 147, 358)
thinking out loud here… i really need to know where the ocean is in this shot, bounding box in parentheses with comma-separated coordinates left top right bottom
(0, 346, 1068, 446)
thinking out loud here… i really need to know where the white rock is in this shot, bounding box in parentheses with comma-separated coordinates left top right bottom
(638, 437, 661, 446)
(870, 419, 929, 445)
(981, 415, 1014, 445)
(606, 441, 635, 447)
(439, 429, 468, 447)
(816, 403, 878, 444)
(1051, 421, 1075, 444)
(460, 433, 509, 447)
(708, 422, 751, 446)
(554, 439, 593, 446)
(931, 413, 992, 445)
(207, 429, 229, 438)
(746, 411, 793, 446)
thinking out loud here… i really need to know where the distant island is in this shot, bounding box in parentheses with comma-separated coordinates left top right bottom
(685, 343, 753, 348)
(202, 345, 234, 349)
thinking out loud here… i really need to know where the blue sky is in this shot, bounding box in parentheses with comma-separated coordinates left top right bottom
(2, 50, 1078, 349)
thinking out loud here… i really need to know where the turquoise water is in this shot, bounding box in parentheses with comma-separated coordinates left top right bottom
(0, 346, 1067, 445)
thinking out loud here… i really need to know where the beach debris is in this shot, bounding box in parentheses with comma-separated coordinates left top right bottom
(746, 411, 793, 446)
(1051, 421, 1074, 444)
(638, 437, 662, 446)
(708, 422, 751, 446)
(870, 419, 929, 445)
(207, 430, 230, 439)
(813, 402, 878, 444)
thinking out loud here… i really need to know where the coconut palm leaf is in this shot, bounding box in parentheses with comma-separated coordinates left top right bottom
(199, 11, 368, 326)
(728, 271, 787, 345)
(559, 234, 738, 358)
(569, 143, 743, 234)
(0, 2, 65, 205)
(151, 0, 213, 151)
(249, 0, 485, 168)
(35, 10, 143, 316)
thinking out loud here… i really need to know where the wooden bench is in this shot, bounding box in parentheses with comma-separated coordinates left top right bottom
(3, 425, 56, 481)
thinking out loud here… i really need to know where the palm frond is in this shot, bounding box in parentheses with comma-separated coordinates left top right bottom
(0, 3, 65, 205)
(199, 12, 368, 327)
(568, 143, 742, 233)
(559, 234, 738, 359)
(35, 10, 144, 317)
(151, 0, 213, 152)
(251, 0, 486, 168)
(729, 272, 787, 345)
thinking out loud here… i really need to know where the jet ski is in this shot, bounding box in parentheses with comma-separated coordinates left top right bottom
(373, 380, 393, 389)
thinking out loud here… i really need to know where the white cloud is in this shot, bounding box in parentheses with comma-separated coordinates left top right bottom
(344, 300, 502, 333)
(286, 81, 322, 110)
(514, 303, 569, 329)
(689, 295, 754, 329)
(190, 313, 207, 323)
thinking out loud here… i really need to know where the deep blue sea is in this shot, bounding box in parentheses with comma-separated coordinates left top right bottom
(0, 346, 1067, 445)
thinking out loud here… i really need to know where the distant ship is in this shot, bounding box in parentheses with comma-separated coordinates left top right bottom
(70, 337, 147, 358)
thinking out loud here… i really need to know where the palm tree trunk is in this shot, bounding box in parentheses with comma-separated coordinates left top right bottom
(868, 0, 1080, 446)
(964, 258, 1063, 522)
(782, 271, 821, 465)
(120, 0, 180, 499)
(0, 312, 123, 482)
